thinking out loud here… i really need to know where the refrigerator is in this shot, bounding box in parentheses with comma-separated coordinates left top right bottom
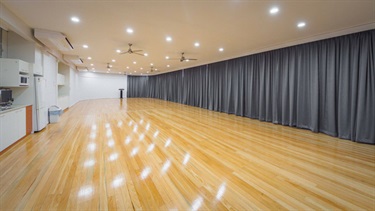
(34, 77, 48, 131)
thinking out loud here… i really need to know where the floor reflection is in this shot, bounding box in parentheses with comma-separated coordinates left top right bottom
(147, 143, 155, 153)
(112, 174, 125, 188)
(153, 130, 159, 138)
(140, 167, 151, 180)
(191, 196, 203, 211)
(78, 185, 94, 198)
(161, 159, 171, 174)
(108, 153, 118, 161)
(216, 183, 226, 200)
(84, 159, 95, 167)
(165, 138, 171, 148)
(131, 147, 139, 157)
(183, 153, 190, 165)
(87, 143, 96, 152)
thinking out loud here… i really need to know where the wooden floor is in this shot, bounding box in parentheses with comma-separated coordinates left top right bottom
(1, 98, 374, 210)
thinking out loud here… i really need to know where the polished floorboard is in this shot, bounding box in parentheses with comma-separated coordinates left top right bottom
(0, 98, 374, 210)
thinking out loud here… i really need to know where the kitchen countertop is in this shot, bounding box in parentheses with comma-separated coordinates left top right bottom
(0, 105, 30, 115)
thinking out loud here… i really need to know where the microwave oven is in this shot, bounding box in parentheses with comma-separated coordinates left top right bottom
(20, 75, 29, 86)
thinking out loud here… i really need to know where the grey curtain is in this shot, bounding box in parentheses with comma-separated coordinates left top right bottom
(127, 30, 375, 144)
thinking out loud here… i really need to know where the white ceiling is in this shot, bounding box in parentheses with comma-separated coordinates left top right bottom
(2, 1, 375, 75)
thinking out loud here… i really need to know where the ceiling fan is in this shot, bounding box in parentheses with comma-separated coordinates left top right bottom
(119, 43, 144, 56)
(169, 52, 198, 62)
(148, 66, 158, 73)
(106, 63, 112, 70)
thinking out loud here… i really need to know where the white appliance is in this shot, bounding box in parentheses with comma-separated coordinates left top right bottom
(20, 75, 29, 86)
(34, 77, 48, 131)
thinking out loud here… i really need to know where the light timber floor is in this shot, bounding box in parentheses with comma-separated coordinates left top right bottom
(1, 98, 374, 210)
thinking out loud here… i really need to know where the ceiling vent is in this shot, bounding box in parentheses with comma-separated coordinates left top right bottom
(77, 66, 88, 72)
(63, 54, 83, 65)
(34, 28, 74, 51)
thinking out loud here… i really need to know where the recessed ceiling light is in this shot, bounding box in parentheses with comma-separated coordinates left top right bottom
(219, 48, 224, 52)
(91, 67, 95, 70)
(116, 49, 121, 53)
(107, 68, 110, 71)
(87, 57, 92, 60)
(118, 72, 121, 74)
(269, 7, 279, 14)
(166, 36, 172, 42)
(112, 59, 116, 62)
(126, 28, 134, 34)
(147, 71, 149, 73)
(109, 65, 113, 68)
(140, 67, 143, 70)
(155, 68, 158, 71)
(71, 16, 80, 23)
(297, 22, 306, 28)
(150, 63, 153, 66)
(167, 65, 170, 67)
(194, 42, 200, 47)
(83, 44, 88, 48)
(133, 61, 137, 64)
(165, 56, 169, 59)
(126, 66, 129, 69)
(144, 53, 148, 56)
(90, 64, 94, 66)
(134, 71, 136, 72)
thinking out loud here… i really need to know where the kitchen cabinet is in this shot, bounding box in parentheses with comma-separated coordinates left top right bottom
(16, 108, 26, 140)
(0, 58, 29, 74)
(0, 107, 26, 152)
(0, 58, 30, 87)
(31, 63, 43, 76)
(0, 112, 11, 151)
(57, 73, 65, 85)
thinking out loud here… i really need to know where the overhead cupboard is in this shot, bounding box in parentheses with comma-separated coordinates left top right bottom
(57, 73, 65, 85)
(0, 58, 30, 87)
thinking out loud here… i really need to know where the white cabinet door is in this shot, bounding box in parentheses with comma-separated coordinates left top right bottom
(32, 63, 43, 76)
(0, 114, 4, 151)
(0, 108, 26, 152)
(0, 111, 16, 151)
(57, 73, 65, 85)
(16, 108, 26, 140)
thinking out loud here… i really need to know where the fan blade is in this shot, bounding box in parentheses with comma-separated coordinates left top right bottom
(186, 58, 197, 60)
(133, 52, 145, 56)
(132, 50, 143, 53)
(120, 51, 129, 55)
(168, 58, 180, 60)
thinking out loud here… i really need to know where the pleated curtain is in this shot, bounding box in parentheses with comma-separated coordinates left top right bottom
(127, 30, 375, 144)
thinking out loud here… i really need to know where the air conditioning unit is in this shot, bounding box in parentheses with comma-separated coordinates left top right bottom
(34, 28, 74, 51)
(63, 54, 83, 65)
(77, 66, 88, 72)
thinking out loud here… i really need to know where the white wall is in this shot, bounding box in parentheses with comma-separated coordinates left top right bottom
(78, 72, 127, 100)
(57, 63, 70, 110)
(7, 31, 35, 63)
(69, 68, 79, 107)
(43, 52, 58, 108)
